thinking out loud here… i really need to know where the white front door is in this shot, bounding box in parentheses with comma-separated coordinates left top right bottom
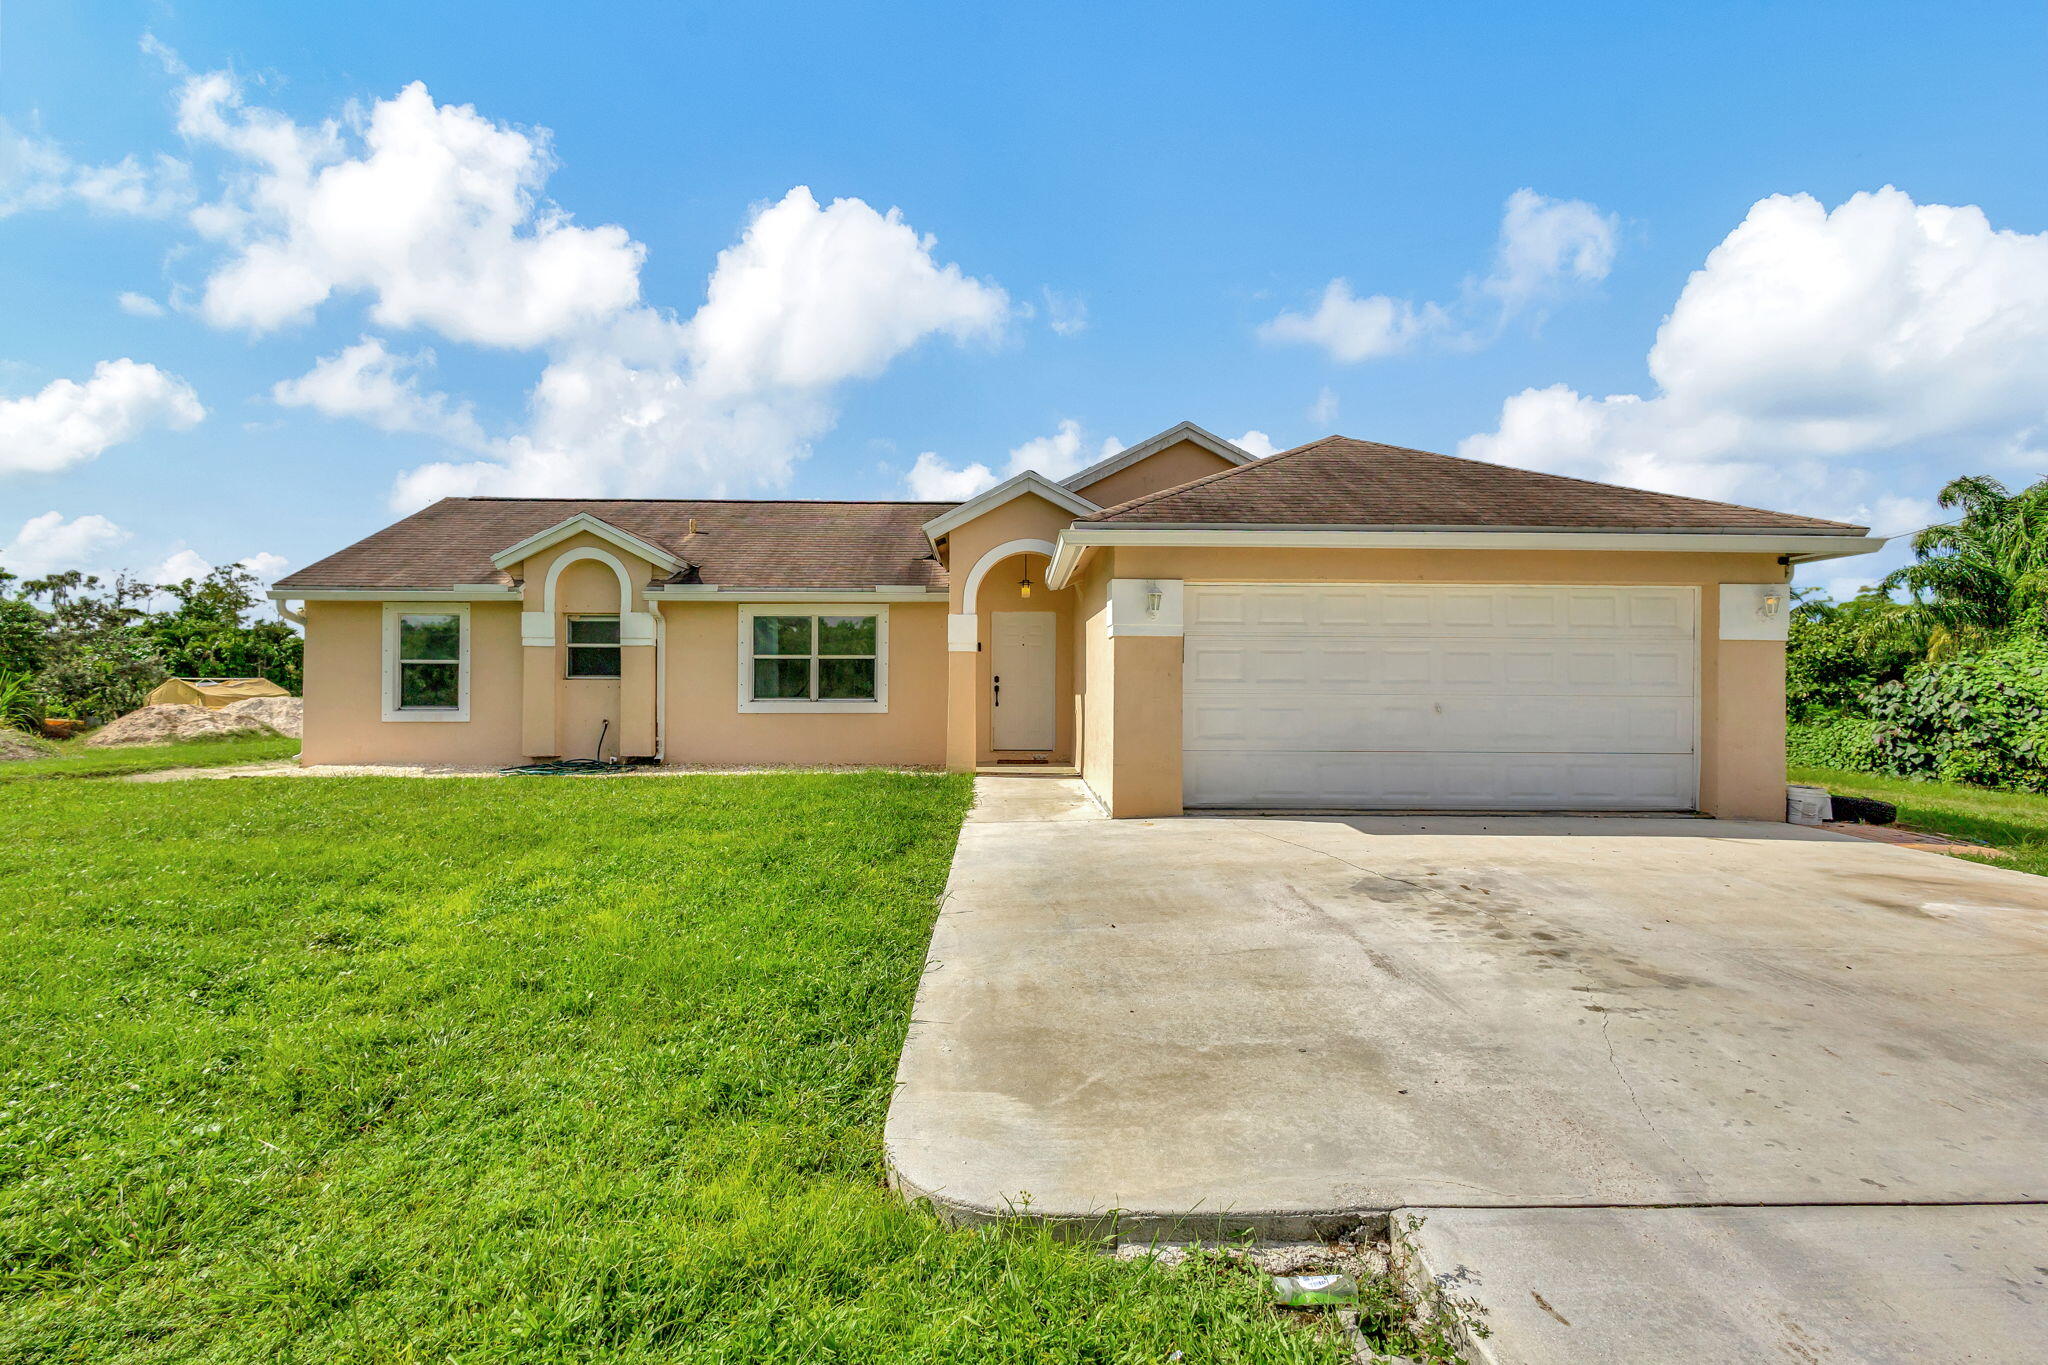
(992, 611, 1057, 751)
(1182, 583, 1699, 810)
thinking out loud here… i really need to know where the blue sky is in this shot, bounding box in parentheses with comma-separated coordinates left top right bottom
(2, 1, 2044, 600)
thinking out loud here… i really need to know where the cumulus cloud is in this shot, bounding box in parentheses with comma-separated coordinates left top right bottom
(1235, 430, 1280, 458)
(145, 53, 1013, 506)
(117, 291, 167, 318)
(177, 74, 644, 345)
(1477, 188, 1619, 314)
(1261, 188, 1616, 363)
(1260, 281, 1448, 363)
(273, 337, 486, 447)
(0, 119, 192, 219)
(151, 547, 290, 586)
(0, 511, 131, 578)
(1459, 187, 2048, 522)
(904, 420, 1122, 500)
(0, 359, 206, 475)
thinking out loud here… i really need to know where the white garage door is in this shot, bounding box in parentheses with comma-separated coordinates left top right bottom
(1182, 583, 1698, 810)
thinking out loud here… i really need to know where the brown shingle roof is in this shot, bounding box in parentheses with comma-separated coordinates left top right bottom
(274, 498, 952, 592)
(1081, 436, 1868, 533)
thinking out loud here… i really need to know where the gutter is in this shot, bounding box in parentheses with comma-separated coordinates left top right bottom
(1043, 527, 1887, 589)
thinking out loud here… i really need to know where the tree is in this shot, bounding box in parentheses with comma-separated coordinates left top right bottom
(21, 571, 166, 720)
(147, 563, 304, 693)
(1786, 587, 1931, 720)
(1880, 474, 2048, 646)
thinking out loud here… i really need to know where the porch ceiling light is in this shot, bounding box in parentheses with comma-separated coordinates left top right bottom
(1018, 570, 1033, 599)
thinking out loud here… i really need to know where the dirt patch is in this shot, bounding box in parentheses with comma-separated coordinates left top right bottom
(0, 728, 56, 762)
(219, 695, 303, 738)
(81, 704, 278, 748)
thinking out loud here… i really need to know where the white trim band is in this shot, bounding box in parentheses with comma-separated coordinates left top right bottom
(1046, 529, 1884, 586)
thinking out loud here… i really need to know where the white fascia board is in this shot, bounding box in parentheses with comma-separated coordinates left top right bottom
(267, 587, 522, 602)
(918, 472, 1099, 544)
(645, 586, 947, 602)
(1044, 528, 1885, 588)
(1058, 420, 1256, 492)
(488, 513, 683, 573)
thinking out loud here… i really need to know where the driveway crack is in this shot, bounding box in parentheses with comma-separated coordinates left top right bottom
(1599, 1009, 1707, 1187)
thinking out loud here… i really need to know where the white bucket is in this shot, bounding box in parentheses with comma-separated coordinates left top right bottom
(1786, 784, 1833, 826)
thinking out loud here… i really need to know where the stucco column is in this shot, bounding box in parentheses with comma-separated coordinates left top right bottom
(519, 632, 558, 756)
(616, 610, 658, 757)
(945, 613, 978, 770)
(1103, 580, 1184, 817)
(1709, 582, 1791, 821)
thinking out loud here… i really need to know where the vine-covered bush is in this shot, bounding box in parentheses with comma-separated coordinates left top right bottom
(1786, 715, 1880, 772)
(1867, 637, 2048, 792)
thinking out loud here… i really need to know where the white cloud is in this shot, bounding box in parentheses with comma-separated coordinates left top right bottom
(1477, 188, 1618, 313)
(1235, 430, 1280, 458)
(393, 185, 1010, 506)
(178, 74, 644, 346)
(1261, 188, 1616, 363)
(0, 512, 130, 578)
(904, 420, 1121, 500)
(684, 186, 1007, 394)
(151, 547, 290, 587)
(117, 291, 167, 318)
(1309, 386, 1339, 427)
(0, 119, 192, 219)
(1259, 280, 1447, 362)
(143, 56, 1013, 505)
(0, 359, 206, 475)
(1042, 288, 1088, 336)
(273, 337, 485, 447)
(1460, 188, 2048, 522)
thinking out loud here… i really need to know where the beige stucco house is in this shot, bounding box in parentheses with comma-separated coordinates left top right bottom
(271, 421, 1879, 818)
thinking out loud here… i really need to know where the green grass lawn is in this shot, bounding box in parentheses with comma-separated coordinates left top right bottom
(0, 772, 1397, 1363)
(0, 732, 301, 785)
(1791, 765, 2048, 877)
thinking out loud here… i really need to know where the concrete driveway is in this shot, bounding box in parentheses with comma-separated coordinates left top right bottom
(886, 777, 2048, 1359)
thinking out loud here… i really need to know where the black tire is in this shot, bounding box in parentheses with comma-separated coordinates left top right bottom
(1829, 794, 1897, 825)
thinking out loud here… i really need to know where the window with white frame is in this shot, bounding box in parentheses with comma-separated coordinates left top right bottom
(738, 606, 888, 713)
(566, 615, 622, 677)
(382, 603, 470, 722)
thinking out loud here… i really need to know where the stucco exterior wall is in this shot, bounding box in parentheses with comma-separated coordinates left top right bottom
(1084, 544, 1793, 820)
(299, 599, 527, 767)
(1067, 438, 1239, 509)
(657, 600, 947, 767)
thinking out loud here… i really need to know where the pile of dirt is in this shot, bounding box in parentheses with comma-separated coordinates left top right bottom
(81, 704, 278, 748)
(220, 695, 303, 738)
(1, 729, 55, 762)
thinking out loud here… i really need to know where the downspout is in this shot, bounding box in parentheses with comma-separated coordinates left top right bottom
(276, 599, 307, 627)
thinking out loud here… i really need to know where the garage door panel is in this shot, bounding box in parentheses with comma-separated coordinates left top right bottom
(1183, 750, 1698, 810)
(1186, 693, 1691, 754)
(1186, 637, 1692, 695)
(1183, 584, 1698, 810)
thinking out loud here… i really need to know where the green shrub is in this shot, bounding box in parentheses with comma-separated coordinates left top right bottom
(0, 669, 47, 731)
(1786, 714, 1880, 771)
(1868, 637, 2048, 792)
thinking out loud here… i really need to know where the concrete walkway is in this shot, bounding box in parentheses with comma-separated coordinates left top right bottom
(888, 777, 2048, 1359)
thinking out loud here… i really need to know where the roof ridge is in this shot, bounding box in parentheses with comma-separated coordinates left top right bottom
(1085, 435, 1339, 519)
(461, 496, 956, 507)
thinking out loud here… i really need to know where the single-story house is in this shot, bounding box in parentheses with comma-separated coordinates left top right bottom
(270, 421, 1879, 817)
